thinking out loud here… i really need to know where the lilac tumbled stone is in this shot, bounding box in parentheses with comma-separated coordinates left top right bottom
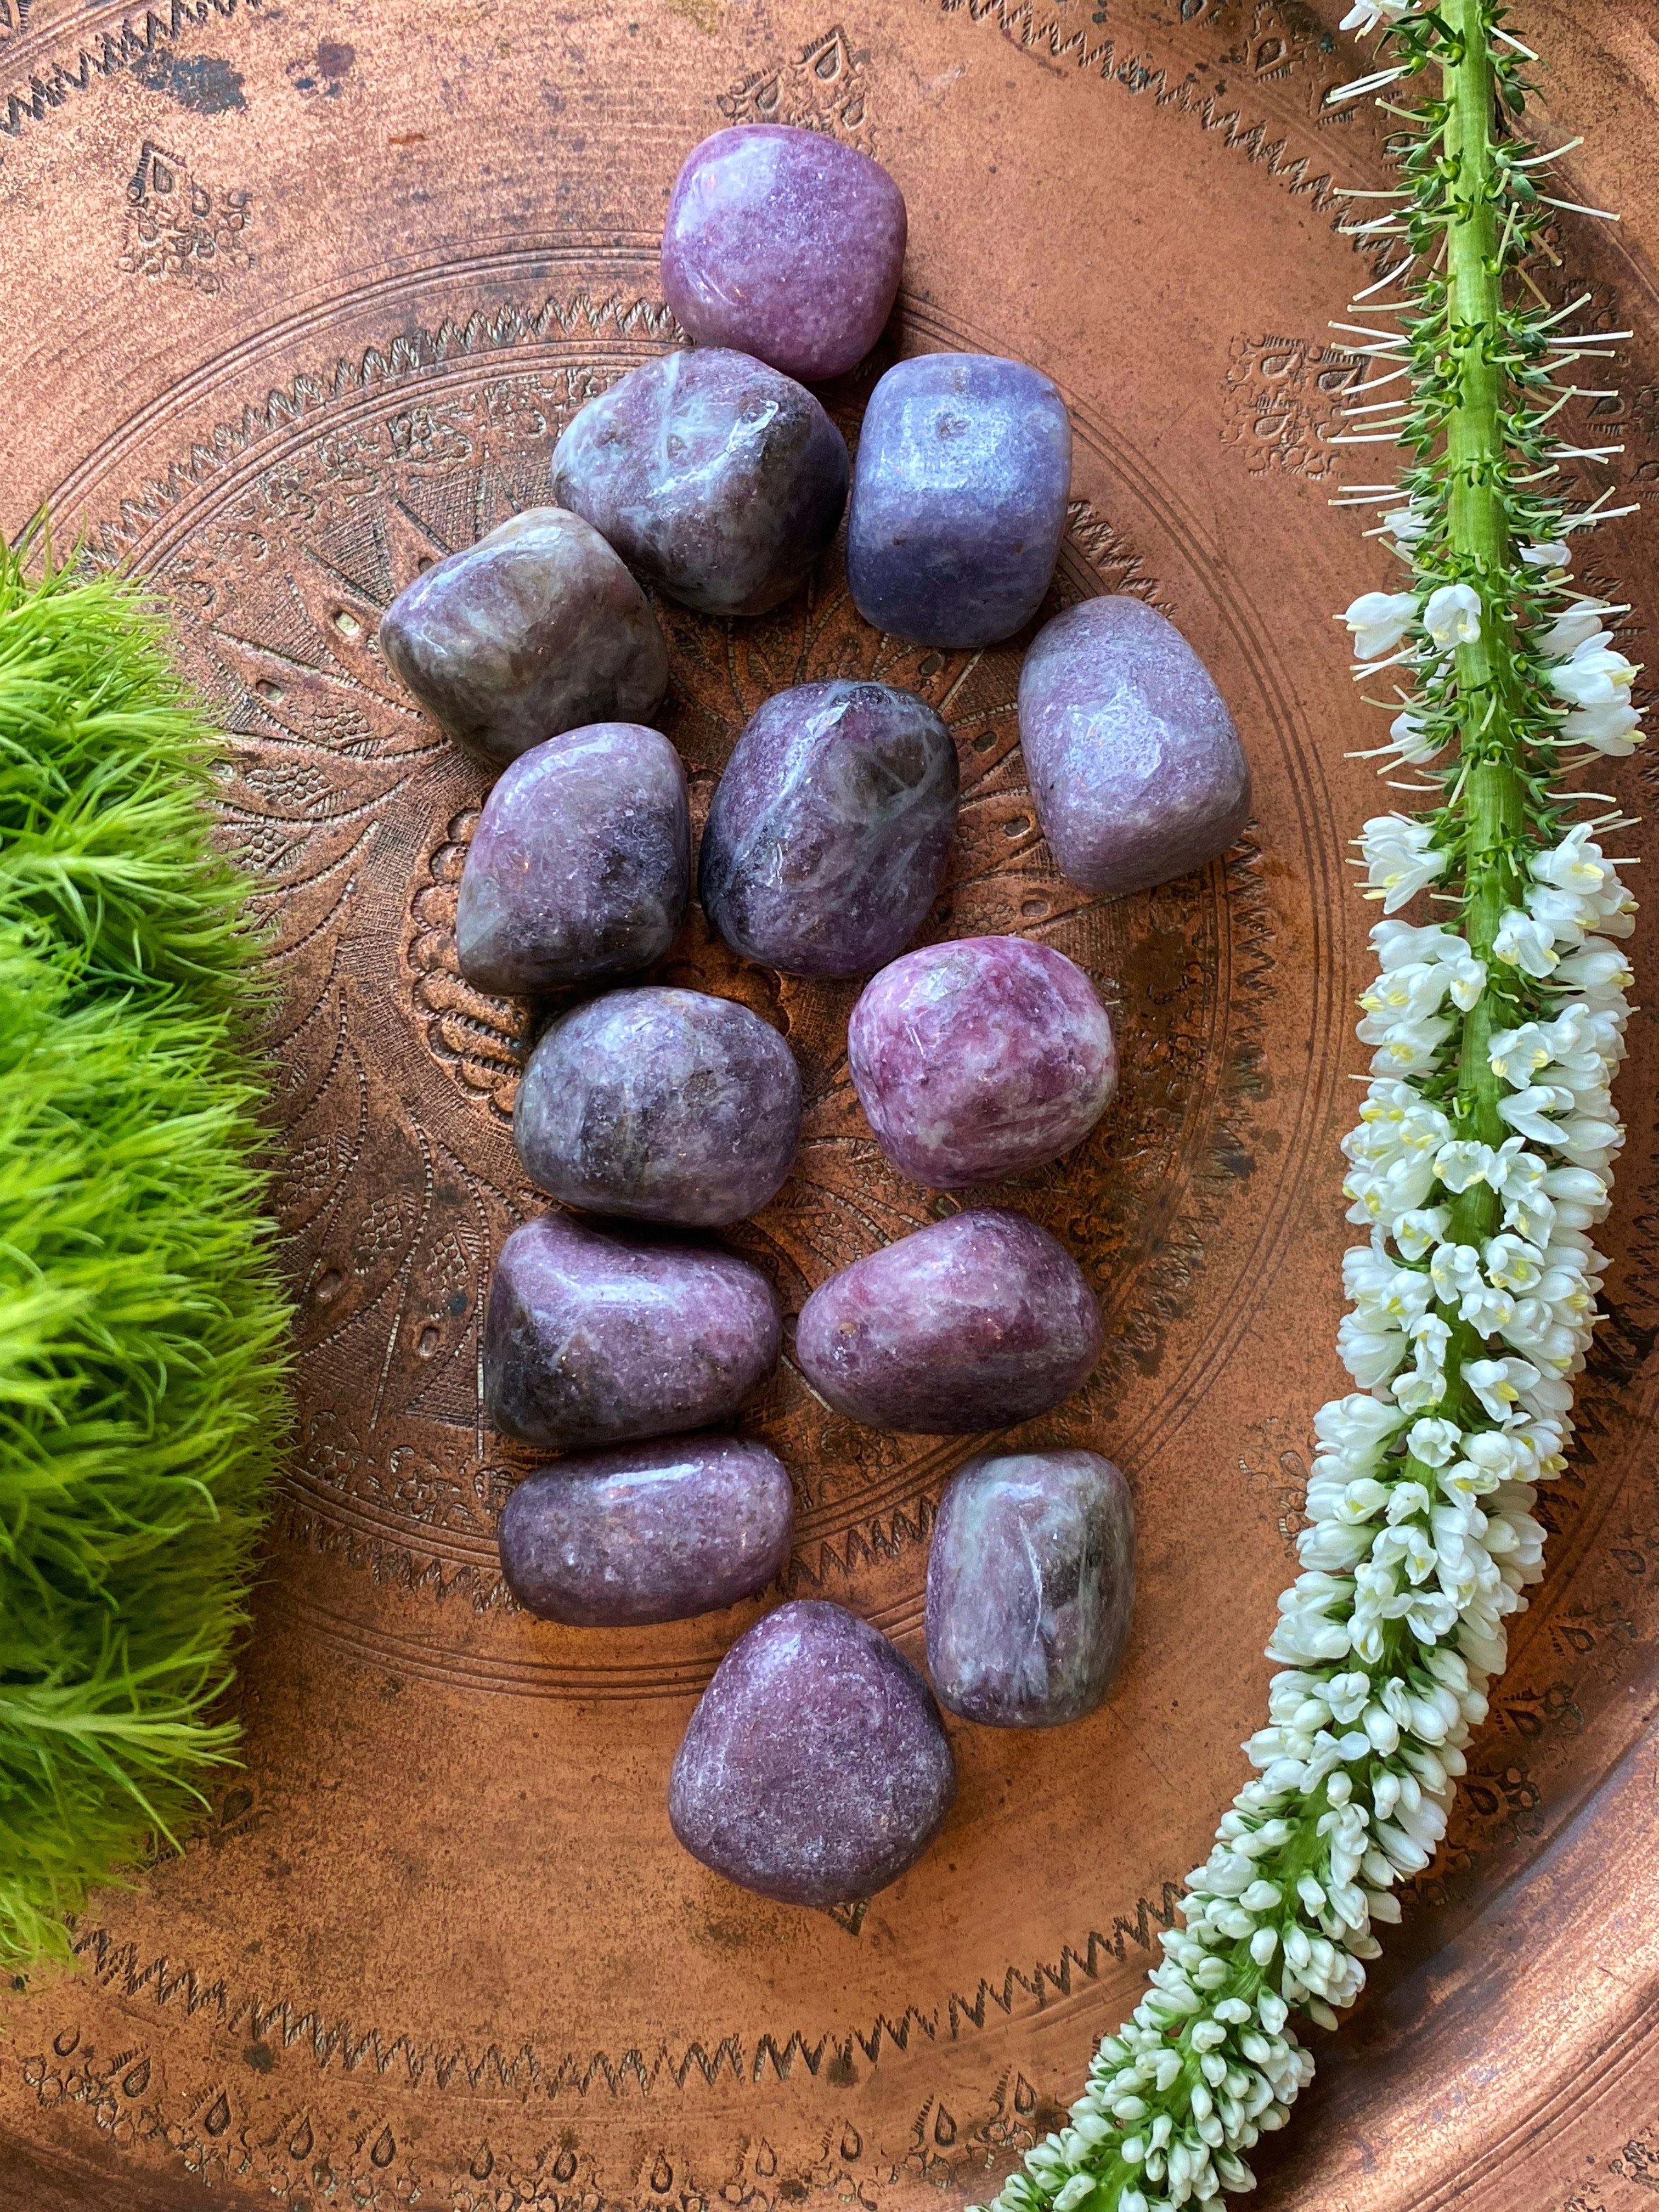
(514, 986, 802, 1227)
(847, 354, 1072, 649)
(551, 350, 850, 618)
(380, 508, 668, 763)
(484, 1212, 781, 1450)
(669, 1600, 954, 1905)
(926, 1449, 1134, 1728)
(455, 724, 691, 996)
(698, 680, 958, 978)
(661, 126, 907, 382)
(1018, 596, 1252, 897)
(848, 935, 1115, 1189)
(498, 1437, 794, 1628)
(794, 1207, 1102, 1433)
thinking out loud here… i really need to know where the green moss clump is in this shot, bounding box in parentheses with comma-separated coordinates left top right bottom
(0, 546, 290, 1976)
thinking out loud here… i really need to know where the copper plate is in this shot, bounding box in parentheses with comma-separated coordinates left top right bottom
(1, 2, 1657, 2206)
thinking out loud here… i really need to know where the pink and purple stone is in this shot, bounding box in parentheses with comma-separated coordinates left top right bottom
(498, 1436, 794, 1628)
(483, 1212, 781, 1451)
(661, 126, 906, 383)
(847, 353, 1073, 649)
(793, 1207, 1102, 1433)
(848, 935, 1115, 1189)
(1018, 595, 1252, 897)
(669, 1600, 955, 1905)
(926, 1449, 1135, 1728)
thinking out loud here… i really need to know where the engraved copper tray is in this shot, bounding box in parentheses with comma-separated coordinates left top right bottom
(2, 2, 1657, 2207)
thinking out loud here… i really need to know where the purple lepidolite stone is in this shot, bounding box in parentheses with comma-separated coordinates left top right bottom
(848, 935, 1115, 1189)
(380, 508, 668, 763)
(669, 1600, 955, 1904)
(697, 681, 958, 978)
(551, 349, 850, 618)
(498, 1437, 794, 1628)
(484, 1213, 781, 1450)
(661, 126, 906, 382)
(514, 986, 802, 1227)
(455, 723, 691, 996)
(794, 1208, 1102, 1433)
(1018, 596, 1252, 897)
(847, 353, 1072, 648)
(926, 1449, 1134, 1727)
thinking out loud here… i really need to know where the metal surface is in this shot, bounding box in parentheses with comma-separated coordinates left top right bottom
(0, 2, 1655, 2206)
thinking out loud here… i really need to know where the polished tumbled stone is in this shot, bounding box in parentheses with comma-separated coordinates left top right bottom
(698, 680, 958, 978)
(661, 126, 907, 383)
(514, 986, 802, 1227)
(669, 1600, 955, 1905)
(484, 1212, 781, 1449)
(794, 1207, 1102, 1433)
(551, 349, 850, 618)
(848, 354, 1072, 649)
(848, 935, 1115, 1189)
(455, 723, 691, 996)
(498, 1436, 794, 1628)
(380, 507, 669, 763)
(927, 1449, 1134, 1727)
(1018, 595, 1252, 897)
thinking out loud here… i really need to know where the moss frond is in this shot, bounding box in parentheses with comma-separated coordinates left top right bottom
(0, 545, 290, 1976)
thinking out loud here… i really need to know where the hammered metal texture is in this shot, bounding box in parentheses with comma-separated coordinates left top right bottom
(0, 3, 1656, 2209)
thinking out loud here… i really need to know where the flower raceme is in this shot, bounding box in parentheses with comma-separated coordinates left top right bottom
(974, 4, 1643, 2210)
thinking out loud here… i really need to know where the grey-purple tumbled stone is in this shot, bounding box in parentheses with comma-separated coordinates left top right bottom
(1018, 596, 1251, 897)
(661, 126, 907, 383)
(698, 681, 958, 978)
(847, 354, 1072, 649)
(498, 1437, 794, 1628)
(551, 350, 850, 619)
(380, 507, 669, 763)
(455, 724, 691, 996)
(848, 935, 1116, 1189)
(514, 987, 802, 1227)
(794, 1207, 1102, 1434)
(926, 1449, 1134, 1728)
(669, 1601, 954, 1905)
(484, 1212, 781, 1449)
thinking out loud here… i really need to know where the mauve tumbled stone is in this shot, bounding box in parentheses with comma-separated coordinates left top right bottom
(669, 1600, 954, 1905)
(551, 350, 850, 618)
(484, 1212, 781, 1450)
(380, 508, 669, 763)
(515, 986, 802, 1227)
(498, 1437, 794, 1627)
(848, 354, 1072, 649)
(927, 1449, 1134, 1728)
(698, 680, 958, 978)
(848, 936, 1115, 1189)
(455, 724, 691, 996)
(794, 1207, 1102, 1433)
(1018, 596, 1251, 897)
(662, 126, 907, 382)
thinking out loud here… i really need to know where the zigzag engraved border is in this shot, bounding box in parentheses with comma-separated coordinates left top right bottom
(1, 0, 262, 135)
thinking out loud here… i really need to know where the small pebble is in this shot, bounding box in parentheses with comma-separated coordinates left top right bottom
(380, 507, 668, 763)
(455, 723, 691, 996)
(669, 1600, 955, 1905)
(661, 125, 907, 382)
(927, 1449, 1134, 1727)
(484, 1213, 780, 1449)
(515, 986, 802, 1227)
(848, 935, 1115, 1188)
(498, 1437, 794, 1628)
(698, 680, 958, 978)
(552, 349, 850, 618)
(848, 353, 1072, 648)
(1018, 595, 1251, 896)
(794, 1207, 1102, 1432)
